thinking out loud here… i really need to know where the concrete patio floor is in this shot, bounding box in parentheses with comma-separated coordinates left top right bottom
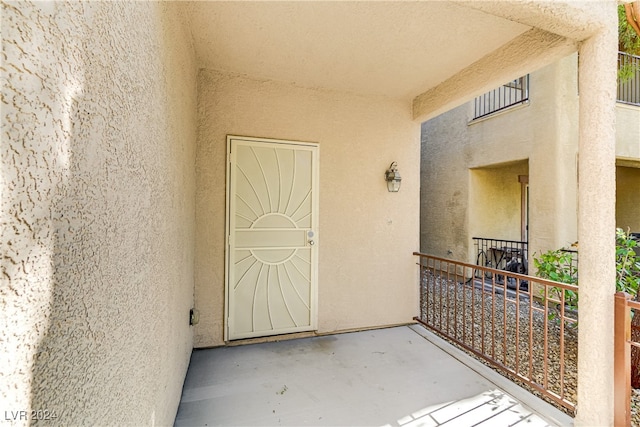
(174, 325, 573, 427)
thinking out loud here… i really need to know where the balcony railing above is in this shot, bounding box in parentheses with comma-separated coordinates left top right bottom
(618, 51, 640, 106)
(473, 75, 529, 120)
(472, 52, 640, 120)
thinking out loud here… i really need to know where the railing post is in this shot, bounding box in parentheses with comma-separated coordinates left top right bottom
(614, 291, 631, 427)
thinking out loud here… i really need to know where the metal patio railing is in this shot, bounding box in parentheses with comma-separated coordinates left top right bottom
(618, 51, 640, 106)
(614, 292, 640, 426)
(414, 252, 578, 414)
(559, 248, 579, 277)
(473, 75, 529, 119)
(472, 51, 639, 120)
(472, 237, 528, 285)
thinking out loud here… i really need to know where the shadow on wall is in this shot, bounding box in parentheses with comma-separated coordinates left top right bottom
(0, 1, 195, 423)
(27, 26, 166, 427)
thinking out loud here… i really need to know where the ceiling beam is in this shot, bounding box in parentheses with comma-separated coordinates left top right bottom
(412, 28, 576, 122)
(453, 1, 610, 42)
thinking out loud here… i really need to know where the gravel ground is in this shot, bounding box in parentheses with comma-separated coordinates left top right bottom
(419, 270, 639, 426)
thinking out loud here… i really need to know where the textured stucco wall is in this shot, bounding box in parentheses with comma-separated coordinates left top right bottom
(468, 163, 528, 246)
(526, 55, 579, 254)
(195, 70, 420, 347)
(616, 104, 640, 159)
(574, 11, 618, 424)
(421, 54, 580, 263)
(1, 1, 196, 424)
(421, 50, 640, 266)
(614, 90, 640, 241)
(420, 105, 471, 260)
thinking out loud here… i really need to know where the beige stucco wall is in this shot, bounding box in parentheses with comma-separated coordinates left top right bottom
(616, 104, 640, 159)
(421, 50, 640, 266)
(614, 85, 640, 246)
(419, 106, 471, 260)
(421, 54, 580, 263)
(469, 162, 528, 246)
(195, 70, 420, 347)
(1, 2, 196, 425)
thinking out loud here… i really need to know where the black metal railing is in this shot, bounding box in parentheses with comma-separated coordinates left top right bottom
(472, 52, 640, 120)
(473, 75, 529, 119)
(618, 51, 640, 106)
(472, 237, 528, 288)
(559, 248, 579, 279)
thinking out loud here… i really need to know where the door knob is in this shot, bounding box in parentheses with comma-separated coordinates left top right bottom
(308, 240, 315, 246)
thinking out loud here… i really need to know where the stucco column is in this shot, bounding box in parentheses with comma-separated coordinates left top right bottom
(575, 5, 617, 426)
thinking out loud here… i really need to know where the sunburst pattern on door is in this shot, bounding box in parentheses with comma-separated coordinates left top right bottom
(228, 139, 317, 339)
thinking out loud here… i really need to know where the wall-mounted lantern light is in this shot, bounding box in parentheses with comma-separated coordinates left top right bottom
(385, 162, 402, 192)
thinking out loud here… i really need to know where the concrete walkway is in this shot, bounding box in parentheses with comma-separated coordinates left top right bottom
(174, 325, 572, 426)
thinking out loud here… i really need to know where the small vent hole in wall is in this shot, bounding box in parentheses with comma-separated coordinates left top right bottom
(189, 309, 199, 326)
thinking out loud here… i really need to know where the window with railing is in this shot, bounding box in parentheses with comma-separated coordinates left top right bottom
(618, 51, 640, 106)
(473, 75, 529, 120)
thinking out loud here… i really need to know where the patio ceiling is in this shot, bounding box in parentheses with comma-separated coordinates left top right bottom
(186, 1, 531, 100)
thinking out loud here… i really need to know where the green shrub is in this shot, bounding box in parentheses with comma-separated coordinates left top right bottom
(533, 228, 640, 309)
(533, 249, 578, 309)
(616, 227, 640, 296)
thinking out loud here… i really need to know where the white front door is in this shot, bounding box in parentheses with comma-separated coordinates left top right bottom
(226, 136, 319, 340)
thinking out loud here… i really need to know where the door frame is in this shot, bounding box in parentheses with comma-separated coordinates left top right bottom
(224, 135, 320, 341)
(519, 174, 529, 243)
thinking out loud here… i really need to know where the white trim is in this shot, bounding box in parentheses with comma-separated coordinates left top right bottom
(224, 138, 232, 342)
(615, 101, 640, 111)
(227, 134, 319, 148)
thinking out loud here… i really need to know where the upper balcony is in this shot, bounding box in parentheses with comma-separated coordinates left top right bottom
(473, 51, 640, 121)
(618, 51, 640, 106)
